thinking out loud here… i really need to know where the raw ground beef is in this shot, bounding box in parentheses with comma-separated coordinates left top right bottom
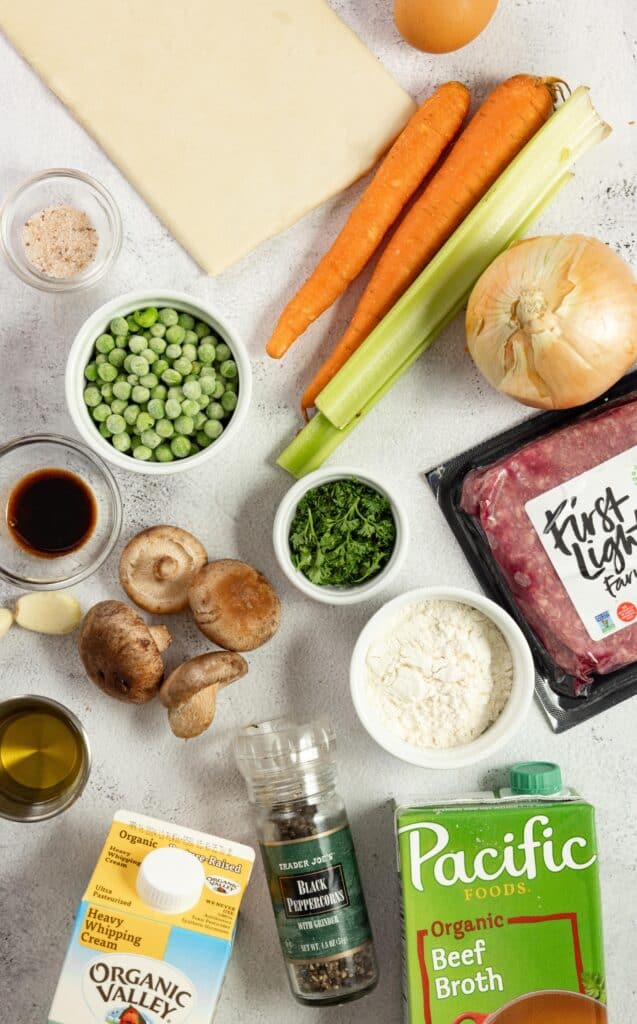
(461, 397, 637, 686)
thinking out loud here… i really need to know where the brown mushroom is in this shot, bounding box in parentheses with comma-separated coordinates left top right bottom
(188, 559, 281, 651)
(78, 600, 172, 703)
(119, 525, 208, 614)
(160, 651, 248, 738)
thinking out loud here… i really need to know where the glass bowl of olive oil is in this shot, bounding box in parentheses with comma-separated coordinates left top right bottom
(0, 433, 121, 589)
(0, 695, 91, 821)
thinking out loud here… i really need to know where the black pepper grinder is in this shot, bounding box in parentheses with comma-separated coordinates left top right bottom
(234, 717, 379, 1006)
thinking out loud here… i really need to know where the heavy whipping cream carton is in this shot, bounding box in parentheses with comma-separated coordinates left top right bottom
(396, 764, 607, 1024)
(48, 810, 254, 1024)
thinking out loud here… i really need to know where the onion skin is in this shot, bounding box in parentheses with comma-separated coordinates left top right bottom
(466, 234, 637, 409)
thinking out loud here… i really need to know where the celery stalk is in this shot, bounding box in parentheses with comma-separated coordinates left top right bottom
(277, 173, 574, 478)
(315, 87, 610, 431)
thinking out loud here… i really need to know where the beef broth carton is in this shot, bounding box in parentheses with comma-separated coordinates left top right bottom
(48, 810, 254, 1024)
(396, 764, 607, 1024)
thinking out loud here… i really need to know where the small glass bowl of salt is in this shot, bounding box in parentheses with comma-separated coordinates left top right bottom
(0, 168, 122, 292)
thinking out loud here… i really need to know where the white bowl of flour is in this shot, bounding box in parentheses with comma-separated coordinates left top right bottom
(350, 587, 534, 768)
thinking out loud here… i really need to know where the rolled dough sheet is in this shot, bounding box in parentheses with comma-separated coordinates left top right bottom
(0, 1, 415, 274)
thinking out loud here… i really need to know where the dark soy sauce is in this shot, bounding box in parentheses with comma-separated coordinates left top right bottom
(7, 469, 97, 558)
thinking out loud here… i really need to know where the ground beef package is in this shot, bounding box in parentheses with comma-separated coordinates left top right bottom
(427, 372, 637, 731)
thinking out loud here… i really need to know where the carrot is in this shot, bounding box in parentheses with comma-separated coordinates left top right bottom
(302, 75, 562, 414)
(265, 81, 470, 359)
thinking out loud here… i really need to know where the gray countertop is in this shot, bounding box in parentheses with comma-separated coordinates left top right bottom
(1, 1, 635, 1020)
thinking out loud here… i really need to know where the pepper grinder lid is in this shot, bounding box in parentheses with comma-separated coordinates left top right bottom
(136, 847, 205, 914)
(234, 717, 335, 799)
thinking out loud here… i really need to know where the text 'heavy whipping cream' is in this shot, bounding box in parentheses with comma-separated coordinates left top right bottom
(48, 810, 254, 1024)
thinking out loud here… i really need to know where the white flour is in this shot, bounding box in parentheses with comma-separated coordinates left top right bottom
(365, 600, 513, 748)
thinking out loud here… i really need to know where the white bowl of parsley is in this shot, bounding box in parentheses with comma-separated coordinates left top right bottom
(273, 467, 409, 605)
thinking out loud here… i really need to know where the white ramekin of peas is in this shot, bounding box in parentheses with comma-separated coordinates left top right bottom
(66, 291, 252, 474)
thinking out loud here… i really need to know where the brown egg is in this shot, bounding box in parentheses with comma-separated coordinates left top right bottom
(394, 0, 499, 53)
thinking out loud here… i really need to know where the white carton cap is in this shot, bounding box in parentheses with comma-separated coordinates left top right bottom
(136, 847, 205, 914)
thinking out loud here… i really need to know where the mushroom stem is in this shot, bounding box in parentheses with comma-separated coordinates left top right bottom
(149, 624, 172, 653)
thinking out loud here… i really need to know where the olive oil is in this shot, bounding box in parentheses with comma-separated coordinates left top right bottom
(0, 696, 90, 821)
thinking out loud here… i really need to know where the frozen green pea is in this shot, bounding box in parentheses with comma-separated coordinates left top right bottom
(220, 359, 237, 380)
(173, 357, 192, 377)
(171, 436, 191, 458)
(194, 321, 209, 338)
(182, 343, 197, 362)
(108, 348, 126, 368)
(174, 414, 194, 436)
(198, 342, 216, 365)
(134, 307, 158, 328)
(129, 356, 149, 377)
(110, 317, 129, 336)
(100, 383, 114, 401)
(129, 335, 146, 354)
(149, 336, 166, 354)
(155, 445, 174, 463)
(207, 401, 224, 420)
(113, 380, 132, 401)
(106, 414, 126, 435)
(190, 362, 201, 375)
(212, 380, 225, 399)
(84, 362, 98, 382)
(165, 324, 186, 345)
(99, 422, 112, 438)
(96, 333, 115, 354)
(141, 429, 161, 449)
(123, 355, 136, 373)
(112, 432, 132, 453)
(224, 378, 238, 394)
(200, 376, 217, 396)
(151, 384, 167, 400)
(178, 313, 195, 331)
(165, 344, 182, 361)
(127, 374, 139, 386)
(132, 385, 151, 404)
(196, 431, 211, 448)
(167, 386, 183, 401)
(165, 399, 181, 420)
(111, 399, 127, 415)
(184, 330, 198, 345)
(150, 323, 166, 338)
(194, 411, 207, 430)
(133, 445, 152, 461)
(126, 314, 139, 331)
(153, 359, 169, 377)
(159, 308, 179, 326)
(156, 418, 174, 438)
(215, 343, 231, 362)
(140, 373, 159, 389)
(147, 398, 165, 420)
(221, 390, 238, 412)
(183, 380, 201, 400)
(183, 374, 198, 384)
(200, 365, 216, 378)
(92, 403, 111, 423)
(203, 418, 223, 440)
(140, 347, 156, 364)
(198, 394, 210, 410)
(84, 386, 101, 407)
(181, 399, 199, 418)
(115, 334, 129, 349)
(162, 369, 182, 386)
(95, 354, 107, 366)
(124, 404, 140, 425)
(136, 412, 154, 433)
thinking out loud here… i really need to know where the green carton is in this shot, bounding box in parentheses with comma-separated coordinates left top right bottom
(396, 764, 606, 1024)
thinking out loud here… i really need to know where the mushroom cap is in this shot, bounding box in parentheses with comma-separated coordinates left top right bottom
(160, 651, 248, 738)
(188, 559, 281, 651)
(119, 525, 208, 614)
(78, 600, 171, 703)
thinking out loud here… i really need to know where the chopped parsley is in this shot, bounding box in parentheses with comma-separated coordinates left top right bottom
(288, 477, 396, 588)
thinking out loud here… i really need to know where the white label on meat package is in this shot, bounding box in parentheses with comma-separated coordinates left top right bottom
(525, 444, 637, 641)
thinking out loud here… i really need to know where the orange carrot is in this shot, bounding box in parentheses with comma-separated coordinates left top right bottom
(265, 81, 470, 359)
(302, 75, 560, 414)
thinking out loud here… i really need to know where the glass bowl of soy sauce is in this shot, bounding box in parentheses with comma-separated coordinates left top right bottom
(0, 434, 121, 589)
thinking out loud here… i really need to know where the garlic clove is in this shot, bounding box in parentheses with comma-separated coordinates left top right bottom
(15, 592, 82, 635)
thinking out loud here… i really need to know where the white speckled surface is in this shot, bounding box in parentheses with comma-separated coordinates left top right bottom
(0, 1, 636, 1020)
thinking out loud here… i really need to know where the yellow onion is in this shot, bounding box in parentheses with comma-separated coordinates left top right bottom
(466, 234, 637, 409)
